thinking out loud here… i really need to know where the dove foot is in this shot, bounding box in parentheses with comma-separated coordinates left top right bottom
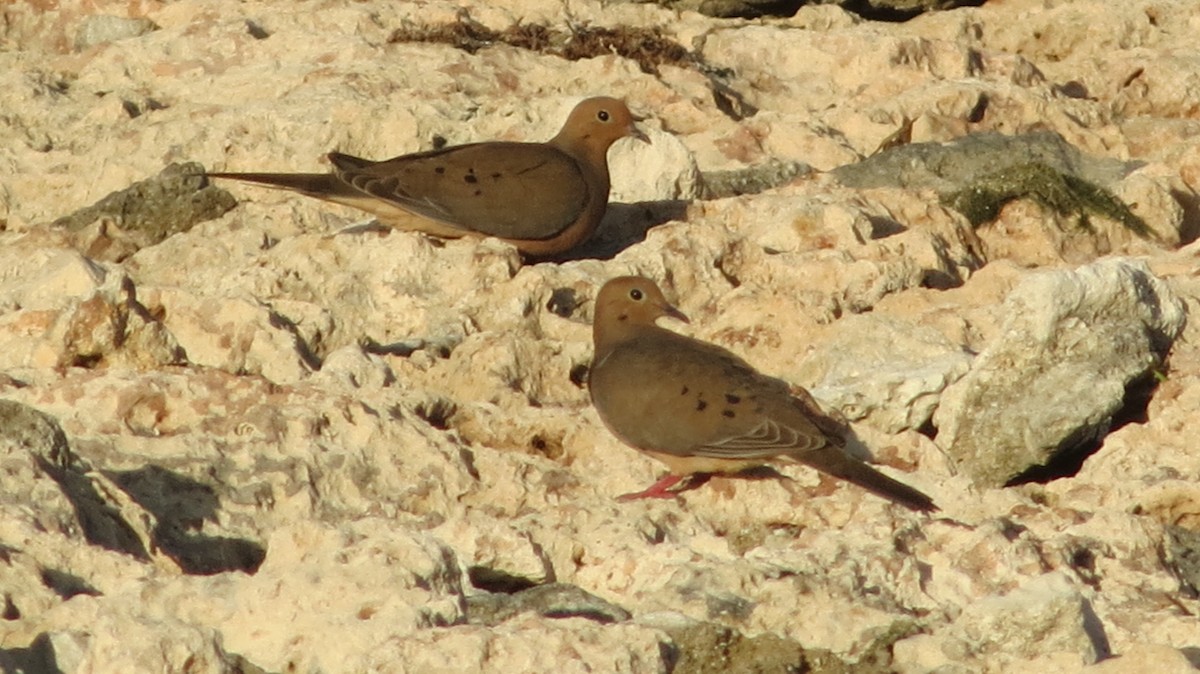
(618, 474, 685, 500)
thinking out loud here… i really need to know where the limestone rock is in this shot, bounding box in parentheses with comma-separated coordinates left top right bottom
(73, 14, 158, 51)
(895, 572, 1109, 672)
(799, 313, 973, 432)
(934, 258, 1187, 487)
(0, 249, 183, 372)
(2, 0, 1200, 672)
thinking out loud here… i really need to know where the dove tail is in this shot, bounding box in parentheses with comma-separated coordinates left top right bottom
(798, 447, 939, 512)
(206, 171, 345, 197)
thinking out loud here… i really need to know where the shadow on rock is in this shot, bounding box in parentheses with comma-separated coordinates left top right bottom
(0, 633, 65, 674)
(109, 465, 266, 575)
(41, 457, 266, 575)
(36, 457, 152, 563)
(555, 200, 690, 261)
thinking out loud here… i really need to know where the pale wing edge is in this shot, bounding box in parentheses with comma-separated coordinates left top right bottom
(691, 419, 824, 460)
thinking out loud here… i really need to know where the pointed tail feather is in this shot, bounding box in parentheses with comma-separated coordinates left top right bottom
(327, 152, 375, 171)
(206, 171, 348, 198)
(796, 447, 938, 513)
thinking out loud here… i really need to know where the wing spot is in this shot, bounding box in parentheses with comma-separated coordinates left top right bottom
(491, 172, 502, 179)
(725, 394, 741, 404)
(516, 160, 550, 176)
(464, 174, 478, 184)
(722, 410, 736, 418)
(474, 190, 482, 196)
(696, 399, 708, 412)
(435, 166, 446, 174)
(680, 386, 689, 395)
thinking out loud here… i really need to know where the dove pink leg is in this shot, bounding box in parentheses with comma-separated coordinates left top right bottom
(618, 474, 686, 501)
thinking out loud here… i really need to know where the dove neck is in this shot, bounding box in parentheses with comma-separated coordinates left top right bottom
(550, 133, 612, 179)
(593, 317, 658, 363)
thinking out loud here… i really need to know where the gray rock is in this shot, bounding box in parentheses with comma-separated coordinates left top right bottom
(832, 131, 1139, 194)
(0, 399, 81, 541)
(1164, 525, 1200, 597)
(0, 398, 71, 469)
(53, 162, 236, 262)
(701, 159, 813, 199)
(946, 572, 1111, 664)
(74, 15, 159, 51)
(933, 258, 1187, 487)
(0, 400, 155, 560)
(659, 620, 850, 674)
(466, 583, 632, 626)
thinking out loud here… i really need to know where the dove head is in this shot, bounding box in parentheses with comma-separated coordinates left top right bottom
(592, 276, 689, 352)
(553, 97, 648, 157)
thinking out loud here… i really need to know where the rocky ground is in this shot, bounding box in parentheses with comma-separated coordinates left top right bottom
(2, 0, 1200, 672)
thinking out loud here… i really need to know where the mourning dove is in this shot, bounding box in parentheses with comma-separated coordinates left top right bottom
(588, 276, 938, 512)
(207, 97, 647, 259)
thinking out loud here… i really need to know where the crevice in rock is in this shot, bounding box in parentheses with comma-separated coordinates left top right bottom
(1005, 371, 1160, 486)
(39, 568, 101, 600)
(916, 418, 937, 440)
(528, 433, 564, 460)
(69, 353, 104, 369)
(919, 268, 962, 290)
(1003, 432, 1102, 487)
(414, 397, 458, 430)
(467, 566, 539, 594)
(1, 594, 19, 620)
(708, 75, 758, 121)
(546, 287, 580, 318)
(267, 310, 323, 371)
(569, 362, 590, 388)
(714, 254, 742, 289)
(1168, 187, 1200, 245)
(838, 0, 988, 23)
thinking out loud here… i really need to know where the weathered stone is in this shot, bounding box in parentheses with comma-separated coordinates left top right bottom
(1, 0, 1199, 671)
(934, 258, 1187, 487)
(799, 313, 972, 432)
(73, 14, 158, 51)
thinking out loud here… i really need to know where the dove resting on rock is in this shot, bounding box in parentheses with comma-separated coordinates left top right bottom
(207, 97, 647, 259)
(588, 276, 938, 512)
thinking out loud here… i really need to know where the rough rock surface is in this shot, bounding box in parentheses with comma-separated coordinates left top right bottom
(1, 0, 1200, 672)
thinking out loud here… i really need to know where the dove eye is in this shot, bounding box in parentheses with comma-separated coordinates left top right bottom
(629, 289, 644, 301)
(597, 110, 610, 122)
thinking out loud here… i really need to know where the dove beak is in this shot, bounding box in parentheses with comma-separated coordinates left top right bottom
(661, 302, 689, 324)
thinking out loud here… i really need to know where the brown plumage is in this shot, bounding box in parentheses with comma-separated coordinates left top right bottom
(207, 97, 647, 259)
(588, 276, 938, 512)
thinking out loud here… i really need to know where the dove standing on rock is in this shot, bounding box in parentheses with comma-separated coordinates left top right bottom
(588, 276, 938, 512)
(207, 97, 647, 259)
